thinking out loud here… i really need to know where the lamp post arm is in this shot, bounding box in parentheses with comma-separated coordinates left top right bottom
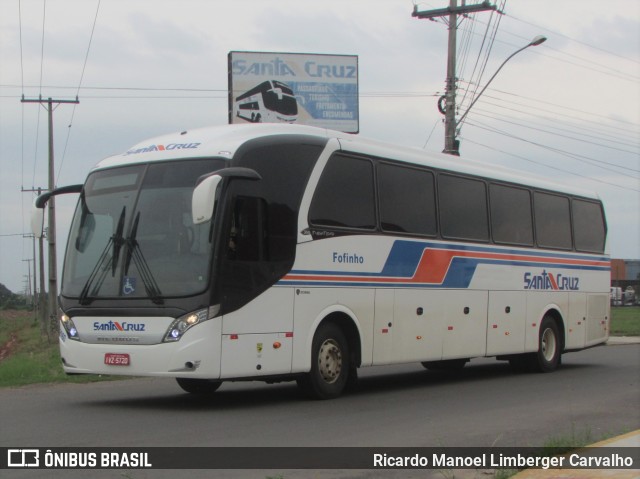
(457, 44, 530, 126)
(456, 36, 546, 131)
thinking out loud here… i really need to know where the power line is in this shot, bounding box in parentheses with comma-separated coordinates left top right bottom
(472, 101, 640, 151)
(467, 12, 640, 83)
(470, 109, 640, 159)
(506, 12, 640, 66)
(459, 0, 506, 117)
(30, 0, 48, 189)
(18, 1, 25, 94)
(38, 0, 46, 96)
(461, 135, 640, 193)
(458, 81, 640, 129)
(75, 0, 101, 99)
(57, 0, 101, 184)
(19, 0, 26, 226)
(464, 121, 640, 192)
(3, 84, 435, 95)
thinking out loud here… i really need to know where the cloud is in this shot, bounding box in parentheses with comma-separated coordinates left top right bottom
(0, 0, 638, 294)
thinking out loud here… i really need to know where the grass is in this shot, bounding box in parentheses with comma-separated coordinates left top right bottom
(0, 309, 119, 387)
(609, 306, 640, 336)
(1, 306, 638, 388)
(493, 425, 634, 478)
(540, 425, 595, 453)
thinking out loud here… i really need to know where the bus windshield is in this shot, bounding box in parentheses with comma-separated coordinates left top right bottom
(62, 158, 225, 301)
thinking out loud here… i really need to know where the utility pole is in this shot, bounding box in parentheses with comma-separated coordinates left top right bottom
(413, 1, 499, 156)
(21, 96, 79, 334)
(22, 261, 32, 306)
(22, 233, 38, 318)
(22, 187, 46, 327)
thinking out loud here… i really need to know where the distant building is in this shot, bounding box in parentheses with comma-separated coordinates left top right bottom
(626, 260, 640, 282)
(611, 259, 640, 290)
(611, 259, 626, 283)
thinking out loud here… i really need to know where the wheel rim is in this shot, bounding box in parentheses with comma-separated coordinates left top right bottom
(318, 338, 342, 384)
(541, 327, 557, 362)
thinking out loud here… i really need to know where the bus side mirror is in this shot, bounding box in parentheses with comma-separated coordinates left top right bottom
(192, 175, 223, 225)
(192, 167, 262, 225)
(31, 184, 83, 237)
(31, 200, 45, 238)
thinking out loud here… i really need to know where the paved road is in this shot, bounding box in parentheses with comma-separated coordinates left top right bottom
(1, 343, 638, 478)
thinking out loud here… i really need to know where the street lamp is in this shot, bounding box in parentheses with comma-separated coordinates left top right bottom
(452, 35, 547, 154)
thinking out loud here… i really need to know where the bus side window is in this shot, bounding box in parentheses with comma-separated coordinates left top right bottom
(534, 192, 572, 250)
(438, 174, 489, 242)
(227, 196, 268, 261)
(309, 154, 375, 230)
(489, 183, 534, 246)
(377, 162, 437, 236)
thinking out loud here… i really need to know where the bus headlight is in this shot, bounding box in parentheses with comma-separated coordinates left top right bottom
(60, 312, 80, 341)
(163, 309, 209, 342)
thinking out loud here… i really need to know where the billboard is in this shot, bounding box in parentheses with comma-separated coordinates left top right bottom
(228, 51, 359, 133)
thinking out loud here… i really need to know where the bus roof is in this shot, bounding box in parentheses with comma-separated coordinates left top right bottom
(94, 124, 331, 169)
(94, 123, 599, 200)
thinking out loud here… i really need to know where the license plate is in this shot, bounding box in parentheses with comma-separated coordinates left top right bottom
(104, 353, 130, 366)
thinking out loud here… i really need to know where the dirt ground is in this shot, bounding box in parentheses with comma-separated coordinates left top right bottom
(0, 332, 17, 361)
(0, 309, 30, 362)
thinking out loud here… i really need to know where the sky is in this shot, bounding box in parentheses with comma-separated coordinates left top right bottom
(0, 0, 639, 295)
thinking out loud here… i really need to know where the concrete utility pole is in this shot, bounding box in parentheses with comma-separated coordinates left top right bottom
(22, 260, 32, 305)
(21, 233, 37, 302)
(21, 96, 79, 332)
(23, 186, 47, 330)
(413, 0, 499, 156)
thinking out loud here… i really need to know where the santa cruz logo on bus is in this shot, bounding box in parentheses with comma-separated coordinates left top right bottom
(524, 270, 580, 291)
(124, 143, 201, 156)
(93, 320, 146, 332)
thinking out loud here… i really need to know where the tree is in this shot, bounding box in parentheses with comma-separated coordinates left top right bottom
(0, 283, 27, 310)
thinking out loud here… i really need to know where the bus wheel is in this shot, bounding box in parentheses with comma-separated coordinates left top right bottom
(176, 378, 222, 394)
(530, 315, 562, 373)
(298, 323, 350, 399)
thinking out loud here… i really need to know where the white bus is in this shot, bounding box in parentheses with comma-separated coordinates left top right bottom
(234, 80, 298, 124)
(33, 124, 610, 399)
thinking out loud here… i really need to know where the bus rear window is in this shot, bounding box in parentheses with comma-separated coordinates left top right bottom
(573, 199, 606, 253)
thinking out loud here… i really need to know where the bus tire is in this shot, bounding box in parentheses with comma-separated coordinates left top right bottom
(298, 323, 350, 400)
(176, 378, 222, 394)
(529, 315, 562, 373)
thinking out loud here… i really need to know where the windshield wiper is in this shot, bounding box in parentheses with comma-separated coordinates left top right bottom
(78, 206, 126, 305)
(123, 212, 164, 305)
